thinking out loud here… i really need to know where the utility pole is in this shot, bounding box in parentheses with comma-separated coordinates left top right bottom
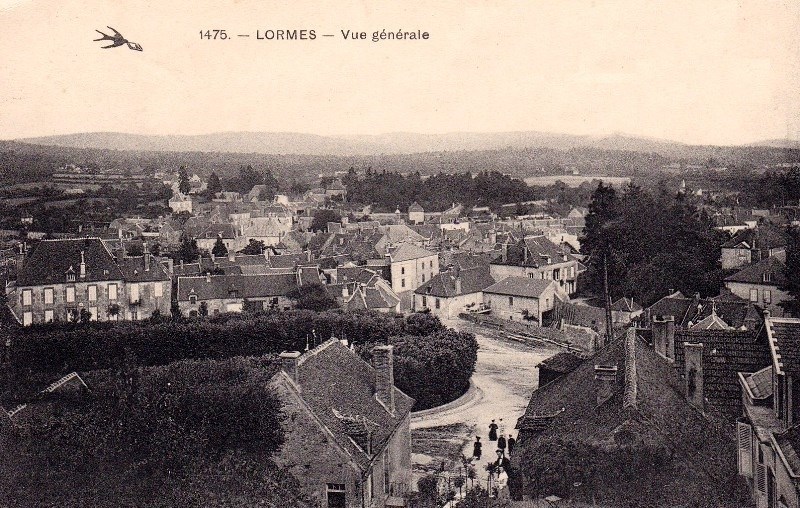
(603, 252, 614, 347)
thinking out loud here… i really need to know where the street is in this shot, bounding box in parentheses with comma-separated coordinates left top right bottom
(410, 318, 558, 489)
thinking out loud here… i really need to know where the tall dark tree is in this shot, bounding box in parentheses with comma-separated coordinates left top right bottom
(178, 166, 190, 195)
(310, 209, 340, 232)
(240, 239, 266, 255)
(177, 236, 200, 262)
(286, 284, 339, 312)
(211, 237, 228, 257)
(780, 226, 800, 317)
(206, 171, 222, 195)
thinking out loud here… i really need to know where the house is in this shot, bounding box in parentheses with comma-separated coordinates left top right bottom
(168, 192, 193, 214)
(513, 329, 749, 506)
(535, 351, 585, 387)
(116, 246, 172, 321)
(490, 235, 580, 295)
(720, 223, 787, 270)
(324, 179, 347, 200)
(609, 297, 643, 324)
(413, 266, 496, 319)
(408, 202, 424, 225)
(176, 273, 298, 316)
(650, 316, 771, 420)
(737, 317, 800, 507)
(725, 257, 791, 316)
(644, 290, 762, 331)
(7, 238, 125, 325)
(195, 223, 242, 253)
(269, 340, 413, 508)
(482, 276, 568, 324)
(387, 243, 439, 310)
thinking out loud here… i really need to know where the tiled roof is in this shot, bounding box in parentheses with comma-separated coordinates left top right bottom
(118, 256, 171, 282)
(276, 340, 414, 469)
(536, 352, 585, 375)
(197, 223, 237, 240)
(492, 235, 574, 268)
(766, 317, 800, 375)
(17, 238, 123, 286)
(381, 224, 425, 244)
(646, 293, 760, 330)
(408, 202, 424, 212)
(610, 297, 642, 313)
(725, 256, 787, 285)
(483, 277, 556, 299)
(773, 425, 800, 477)
(721, 224, 787, 250)
(389, 243, 436, 263)
(268, 253, 311, 269)
(515, 332, 740, 497)
(673, 329, 771, 419)
(690, 311, 731, 330)
(744, 366, 772, 400)
(414, 266, 496, 298)
(176, 273, 298, 301)
(344, 284, 400, 311)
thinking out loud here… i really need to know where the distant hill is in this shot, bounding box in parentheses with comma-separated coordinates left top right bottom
(17, 130, 796, 158)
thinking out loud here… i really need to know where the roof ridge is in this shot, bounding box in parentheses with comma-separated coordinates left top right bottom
(297, 338, 340, 367)
(623, 329, 638, 410)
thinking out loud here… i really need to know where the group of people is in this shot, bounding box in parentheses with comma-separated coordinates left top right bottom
(471, 419, 518, 498)
(472, 419, 516, 461)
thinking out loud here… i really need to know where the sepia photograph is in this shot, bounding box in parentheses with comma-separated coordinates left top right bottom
(1, 1, 799, 507)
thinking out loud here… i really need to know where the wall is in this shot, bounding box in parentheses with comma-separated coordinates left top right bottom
(489, 261, 578, 295)
(414, 291, 483, 319)
(721, 247, 752, 270)
(484, 292, 541, 323)
(12, 280, 123, 324)
(725, 282, 790, 316)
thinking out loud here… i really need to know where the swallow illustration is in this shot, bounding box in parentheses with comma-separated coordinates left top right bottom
(94, 26, 142, 51)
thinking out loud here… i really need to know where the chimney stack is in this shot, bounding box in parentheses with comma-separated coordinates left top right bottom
(454, 274, 462, 295)
(594, 365, 618, 406)
(279, 351, 302, 383)
(79, 250, 86, 278)
(684, 342, 704, 411)
(143, 242, 150, 271)
(652, 315, 676, 361)
(372, 345, 395, 414)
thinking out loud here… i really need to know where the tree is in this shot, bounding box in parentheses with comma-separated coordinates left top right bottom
(199, 302, 209, 317)
(206, 171, 222, 196)
(287, 284, 339, 312)
(241, 239, 266, 255)
(178, 166, 190, 195)
(781, 226, 800, 317)
(211, 236, 228, 257)
(310, 209, 340, 232)
(177, 236, 200, 262)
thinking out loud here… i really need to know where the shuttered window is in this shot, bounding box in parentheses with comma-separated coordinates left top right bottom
(756, 462, 766, 494)
(737, 421, 753, 478)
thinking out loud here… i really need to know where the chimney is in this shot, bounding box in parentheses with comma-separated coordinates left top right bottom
(594, 365, 618, 406)
(143, 242, 150, 271)
(205, 273, 211, 283)
(279, 351, 302, 383)
(454, 274, 462, 295)
(79, 250, 86, 278)
(684, 342, 704, 411)
(371, 345, 395, 414)
(228, 251, 235, 262)
(652, 315, 676, 361)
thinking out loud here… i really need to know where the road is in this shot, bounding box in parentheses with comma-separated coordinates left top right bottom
(410, 318, 558, 487)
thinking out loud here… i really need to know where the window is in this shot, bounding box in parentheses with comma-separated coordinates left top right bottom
(130, 308, 138, 321)
(750, 289, 759, 302)
(764, 290, 772, 304)
(23, 311, 32, 326)
(88, 285, 97, 302)
(509, 296, 514, 306)
(326, 483, 347, 508)
(189, 294, 198, 305)
(44, 310, 54, 322)
(129, 283, 140, 303)
(109, 283, 118, 301)
(66, 286, 75, 303)
(422, 274, 425, 282)
(435, 298, 440, 309)
(154, 282, 163, 298)
(401, 279, 405, 288)
(540, 272, 545, 280)
(44, 288, 53, 305)
(401, 267, 405, 275)
(528, 273, 534, 278)
(422, 296, 427, 307)
(89, 307, 98, 321)
(764, 272, 773, 283)
(22, 289, 32, 307)
(66, 272, 76, 282)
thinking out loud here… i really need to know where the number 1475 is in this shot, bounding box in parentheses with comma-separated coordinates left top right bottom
(200, 30, 228, 39)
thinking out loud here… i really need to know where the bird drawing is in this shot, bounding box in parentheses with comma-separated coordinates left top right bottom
(93, 26, 142, 51)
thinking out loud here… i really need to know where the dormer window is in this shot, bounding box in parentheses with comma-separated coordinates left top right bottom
(66, 267, 76, 282)
(763, 272, 772, 283)
(189, 294, 198, 305)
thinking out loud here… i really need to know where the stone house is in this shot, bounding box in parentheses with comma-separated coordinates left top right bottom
(413, 266, 496, 319)
(482, 276, 568, 324)
(725, 257, 791, 316)
(408, 202, 424, 225)
(387, 243, 439, 310)
(270, 340, 413, 508)
(490, 235, 579, 295)
(737, 317, 800, 507)
(176, 273, 297, 316)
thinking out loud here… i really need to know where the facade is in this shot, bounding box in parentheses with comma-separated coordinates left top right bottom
(168, 193, 193, 213)
(725, 257, 790, 316)
(490, 236, 579, 295)
(737, 317, 800, 508)
(176, 273, 298, 316)
(6, 238, 170, 325)
(387, 243, 439, 310)
(408, 202, 424, 225)
(270, 341, 413, 508)
(483, 276, 568, 324)
(413, 266, 496, 319)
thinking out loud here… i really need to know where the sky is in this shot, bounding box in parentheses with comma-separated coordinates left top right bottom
(1, 0, 799, 145)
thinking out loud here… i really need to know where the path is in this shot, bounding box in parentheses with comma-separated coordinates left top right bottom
(410, 318, 558, 488)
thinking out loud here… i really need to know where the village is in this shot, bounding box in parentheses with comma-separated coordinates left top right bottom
(1, 158, 800, 508)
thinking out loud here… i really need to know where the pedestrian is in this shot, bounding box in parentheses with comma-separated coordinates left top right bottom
(497, 434, 507, 456)
(494, 449, 511, 471)
(488, 419, 498, 441)
(507, 434, 516, 454)
(473, 436, 482, 460)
